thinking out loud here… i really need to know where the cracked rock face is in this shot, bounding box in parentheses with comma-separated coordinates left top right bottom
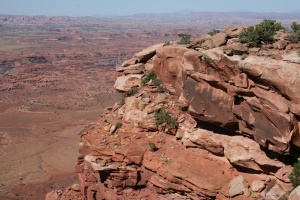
(47, 27, 300, 199)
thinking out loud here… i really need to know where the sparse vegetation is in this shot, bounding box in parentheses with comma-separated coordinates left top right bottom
(239, 19, 284, 46)
(120, 86, 138, 105)
(177, 33, 191, 45)
(289, 160, 300, 188)
(163, 41, 171, 46)
(207, 29, 220, 36)
(291, 22, 300, 33)
(115, 122, 123, 129)
(140, 70, 161, 86)
(288, 33, 299, 43)
(155, 107, 178, 129)
(288, 22, 300, 43)
(241, 54, 248, 60)
(148, 142, 157, 152)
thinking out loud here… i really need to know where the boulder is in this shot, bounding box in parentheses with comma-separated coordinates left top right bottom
(188, 34, 211, 49)
(228, 176, 249, 197)
(264, 184, 287, 200)
(134, 43, 164, 63)
(210, 32, 228, 47)
(251, 180, 265, 192)
(229, 42, 248, 55)
(274, 40, 288, 50)
(224, 26, 245, 38)
(114, 74, 143, 92)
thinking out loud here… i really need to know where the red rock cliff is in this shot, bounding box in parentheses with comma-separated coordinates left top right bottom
(47, 27, 300, 200)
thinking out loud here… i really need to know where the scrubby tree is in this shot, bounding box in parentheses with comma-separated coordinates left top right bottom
(291, 22, 300, 33)
(288, 22, 300, 43)
(239, 19, 284, 46)
(177, 33, 191, 45)
(289, 160, 300, 188)
(207, 29, 220, 36)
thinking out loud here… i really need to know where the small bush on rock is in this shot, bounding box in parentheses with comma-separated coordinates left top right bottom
(155, 107, 178, 129)
(288, 22, 300, 43)
(288, 33, 299, 43)
(115, 122, 123, 129)
(239, 19, 284, 46)
(177, 33, 191, 45)
(141, 70, 161, 86)
(289, 160, 300, 188)
(120, 86, 138, 105)
(148, 142, 157, 152)
(291, 22, 300, 33)
(163, 41, 171, 46)
(207, 29, 220, 36)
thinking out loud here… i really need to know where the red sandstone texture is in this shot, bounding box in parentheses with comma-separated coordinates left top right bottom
(47, 27, 300, 199)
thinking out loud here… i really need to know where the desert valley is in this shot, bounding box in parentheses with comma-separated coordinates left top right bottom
(1, 12, 300, 199)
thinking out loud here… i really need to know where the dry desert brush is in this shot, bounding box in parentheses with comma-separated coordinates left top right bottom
(155, 107, 178, 129)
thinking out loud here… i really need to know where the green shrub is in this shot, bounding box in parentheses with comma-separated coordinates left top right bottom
(155, 107, 178, 129)
(141, 70, 162, 87)
(163, 41, 171, 46)
(177, 33, 191, 45)
(207, 29, 220, 36)
(115, 122, 123, 129)
(120, 86, 138, 105)
(124, 86, 138, 97)
(288, 22, 300, 43)
(289, 160, 300, 188)
(239, 19, 284, 46)
(291, 22, 300, 33)
(148, 142, 157, 152)
(288, 33, 299, 43)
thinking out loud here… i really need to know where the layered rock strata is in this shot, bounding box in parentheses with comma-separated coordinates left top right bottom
(47, 27, 300, 200)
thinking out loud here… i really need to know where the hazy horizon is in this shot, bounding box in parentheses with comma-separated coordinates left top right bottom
(1, 0, 300, 17)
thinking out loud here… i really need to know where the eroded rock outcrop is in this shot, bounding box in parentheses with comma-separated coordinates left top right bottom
(47, 27, 300, 199)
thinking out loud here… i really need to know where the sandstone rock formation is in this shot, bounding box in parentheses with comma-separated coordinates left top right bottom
(47, 27, 300, 199)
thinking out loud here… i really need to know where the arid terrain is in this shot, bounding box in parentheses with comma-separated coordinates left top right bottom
(0, 12, 300, 199)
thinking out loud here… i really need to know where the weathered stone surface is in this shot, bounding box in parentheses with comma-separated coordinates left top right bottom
(241, 56, 300, 103)
(251, 180, 265, 192)
(229, 42, 248, 55)
(264, 184, 287, 200)
(210, 32, 228, 47)
(224, 26, 245, 38)
(188, 34, 211, 49)
(182, 129, 283, 172)
(121, 57, 137, 67)
(153, 45, 189, 91)
(275, 166, 293, 183)
(134, 43, 164, 63)
(228, 176, 249, 197)
(289, 185, 300, 200)
(199, 32, 228, 49)
(46, 190, 62, 200)
(274, 39, 288, 50)
(114, 74, 143, 92)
